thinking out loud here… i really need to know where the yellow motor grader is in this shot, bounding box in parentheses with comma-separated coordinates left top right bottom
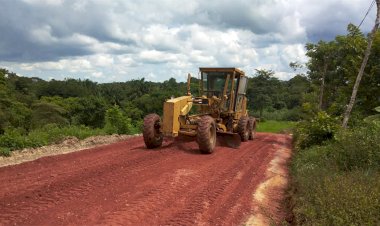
(143, 67, 257, 154)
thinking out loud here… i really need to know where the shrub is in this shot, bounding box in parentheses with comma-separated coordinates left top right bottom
(104, 106, 133, 134)
(331, 123, 380, 171)
(30, 102, 69, 129)
(294, 122, 380, 171)
(0, 147, 11, 157)
(293, 171, 380, 226)
(129, 120, 143, 134)
(291, 122, 380, 225)
(0, 128, 28, 150)
(294, 111, 340, 149)
(252, 108, 301, 121)
(283, 107, 303, 121)
(0, 124, 107, 155)
(364, 106, 380, 126)
(29, 124, 106, 142)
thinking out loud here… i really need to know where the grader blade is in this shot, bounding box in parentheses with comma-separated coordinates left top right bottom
(217, 132, 241, 148)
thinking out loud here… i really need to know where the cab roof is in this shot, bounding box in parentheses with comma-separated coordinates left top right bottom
(199, 67, 245, 76)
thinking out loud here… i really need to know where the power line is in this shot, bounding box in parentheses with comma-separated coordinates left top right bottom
(358, 0, 376, 28)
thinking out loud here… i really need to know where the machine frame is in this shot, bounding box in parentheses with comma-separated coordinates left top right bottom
(143, 67, 256, 154)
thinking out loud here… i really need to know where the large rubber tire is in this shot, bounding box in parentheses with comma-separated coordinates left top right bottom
(196, 116, 217, 154)
(237, 116, 250, 142)
(143, 114, 163, 149)
(249, 117, 257, 140)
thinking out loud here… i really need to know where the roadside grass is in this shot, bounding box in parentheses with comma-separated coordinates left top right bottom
(291, 123, 380, 225)
(0, 124, 107, 156)
(256, 120, 295, 133)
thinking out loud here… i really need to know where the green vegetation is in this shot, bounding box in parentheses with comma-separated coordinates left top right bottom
(289, 24, 380, 225)
(0, 124, 106, 154)
(247, 70, 310, 121)
(293, 111, 340, 149)
(292, 122, 380, 225)
(0, 70, 190, 156)
(0, 60, 311, 156)
(256, 120, 295, 133)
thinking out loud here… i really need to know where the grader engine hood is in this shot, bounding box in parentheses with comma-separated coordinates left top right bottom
(162, 95, 192, 137)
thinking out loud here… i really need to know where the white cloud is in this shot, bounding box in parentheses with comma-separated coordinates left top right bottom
(90, 54, 114, 67)
(139, 50, 177, 64)
(19, 58, 92, 73)
(0, 0, 376, 82)
(23, 0, 63, 6)
(30, 25, 57, 44)
(91, 71, 103, 78)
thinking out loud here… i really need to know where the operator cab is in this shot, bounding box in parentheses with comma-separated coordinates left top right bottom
(199, 67, 248, 112)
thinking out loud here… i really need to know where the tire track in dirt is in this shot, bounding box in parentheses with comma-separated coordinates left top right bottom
(0, 138, 180, 224)
(0, 137, 144, 195)
(0, 141, 185, 225)
(94, 139, 236, 225)
(160, 134, 277, 226)
(0, 133, 291, 226)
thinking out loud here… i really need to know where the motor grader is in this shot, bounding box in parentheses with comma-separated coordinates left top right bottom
(143, 67, 256, 154)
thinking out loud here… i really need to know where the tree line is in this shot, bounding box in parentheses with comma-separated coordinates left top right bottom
(0, 66, 312, 134)
(0, 71, 189, 134)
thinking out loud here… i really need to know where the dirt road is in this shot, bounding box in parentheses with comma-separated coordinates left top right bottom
(0, 133, 292, 226)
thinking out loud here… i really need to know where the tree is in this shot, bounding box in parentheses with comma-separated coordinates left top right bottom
(305, 41, 338, 110)
(30, 102, 68, 129)
(304, 24, 380, 118)
(121, 101, 144, 123)
(104, 105, 132, 134)
(247, 69, 285, 118)
(285, 75, 310, 109)
(342, 0, 380, 128)
(73, 96, 108, 128)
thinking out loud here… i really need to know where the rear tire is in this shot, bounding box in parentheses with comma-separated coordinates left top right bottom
(196, 116, 216, 154)
(237, 116, 250, 142)
(143, 114, 163, 149)
(249, 117, 256, 140)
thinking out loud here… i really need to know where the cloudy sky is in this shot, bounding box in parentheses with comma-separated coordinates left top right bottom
(0, 0, 377, 82)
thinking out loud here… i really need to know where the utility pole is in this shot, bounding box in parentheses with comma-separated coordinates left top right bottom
(342, 0, 380, 128)
(319, 58, 328, 111)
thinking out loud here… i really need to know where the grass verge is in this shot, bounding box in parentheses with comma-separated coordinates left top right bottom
(256, 120, 295, 133)
(0, 124, 108, 156)
(291, 123, 380, 225)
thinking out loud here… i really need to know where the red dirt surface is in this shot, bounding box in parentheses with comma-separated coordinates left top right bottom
(0, 133, 292, 226)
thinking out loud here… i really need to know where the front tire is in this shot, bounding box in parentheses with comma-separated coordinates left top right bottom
(196, 116, 216, 154)
(143, 114, 163, 149)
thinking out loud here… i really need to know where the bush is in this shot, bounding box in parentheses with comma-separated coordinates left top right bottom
(0, 124, 107, 155)
(30, 102, 68, 129)
(252, 107, 304, 122)
(0, 147, 11, 157)
(294, 111, 340, 149)
(0, 128, 28, 150)
(294, 122, 380, 171)
(104, 106, 133, 134)
(293, 171, 380, 226)
(129, 120, 143, 134)
(29, 124, 106, 142)
(283, 107, 303, 121)
(331, 123, 380, 171)
(291, 122, 380, 225)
